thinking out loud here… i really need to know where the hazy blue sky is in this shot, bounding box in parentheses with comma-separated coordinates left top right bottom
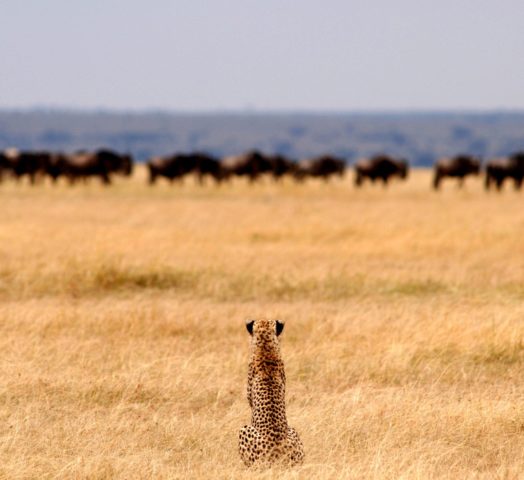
(1, 1, 524, 111)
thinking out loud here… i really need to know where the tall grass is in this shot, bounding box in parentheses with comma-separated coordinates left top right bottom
(1, 169, 523, 478)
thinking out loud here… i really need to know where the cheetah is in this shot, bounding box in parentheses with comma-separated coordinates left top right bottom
(238, 318, 304, 467)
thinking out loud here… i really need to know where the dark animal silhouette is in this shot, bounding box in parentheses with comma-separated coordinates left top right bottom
(433, 155, 480, 190)
(97, 149, 133, 177)
(0, 150, 15, 182)
(147, 155, 184, 184)
(43, 153, 70, 183)
(147, 152, 222, 185)
(1, 150, 51, 184)
(191, 152, 224, 184)
(354, 155, 408, 187)
(485, 152, 524, 191)
(60, 150, 133, 185)
(221, 150, 273, 182)
(266, 154, 296, 181)
(293, 155, 345, 181)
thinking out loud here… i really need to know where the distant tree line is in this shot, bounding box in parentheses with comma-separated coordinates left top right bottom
(1, 111, 524, 166)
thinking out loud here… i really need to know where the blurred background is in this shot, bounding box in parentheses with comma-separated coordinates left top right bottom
(2, 0, 524, 164)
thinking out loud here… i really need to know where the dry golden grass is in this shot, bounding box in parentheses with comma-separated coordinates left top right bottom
(1, 168, 524, 479)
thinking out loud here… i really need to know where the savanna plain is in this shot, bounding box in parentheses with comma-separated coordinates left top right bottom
(1, 168, 524, 479)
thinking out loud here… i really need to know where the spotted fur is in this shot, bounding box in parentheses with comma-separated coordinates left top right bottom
(238, 319, 304, 467)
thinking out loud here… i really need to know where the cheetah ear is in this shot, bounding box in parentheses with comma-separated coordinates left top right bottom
(275, 320, 285, 336)
(246, 320, 255, 335)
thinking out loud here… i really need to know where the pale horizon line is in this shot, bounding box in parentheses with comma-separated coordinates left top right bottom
(2, 105, 524, 117)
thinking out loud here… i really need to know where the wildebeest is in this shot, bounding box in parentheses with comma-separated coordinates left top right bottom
(293, 155, 346, 181)
(192, 152, 224, 184)
(98, 149, 133, 177)
(147, 155, 183, 184)
(266, 154, 296, 181)
(354, 155, 408, 187)
(0, 149, 16, 182)
(1, 149, 51, 184)
(60, 149, 133, 184)
(43, 152, 70, 183)
(433, 155, 481, 190)
(221, 150, 273, 182)
(485, 152, 524, 191)
(147, 152, 223, 185)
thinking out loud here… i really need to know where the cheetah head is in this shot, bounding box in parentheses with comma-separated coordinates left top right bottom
(245, 318, 284, 337)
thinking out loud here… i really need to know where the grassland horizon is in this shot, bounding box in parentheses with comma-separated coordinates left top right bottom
(1, 168, 523, 479)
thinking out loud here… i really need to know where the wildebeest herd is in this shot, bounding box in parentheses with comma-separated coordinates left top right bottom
(0, 149, 132, 185)
(1, 147, 524, 191)
(147, 151, 346, 185)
